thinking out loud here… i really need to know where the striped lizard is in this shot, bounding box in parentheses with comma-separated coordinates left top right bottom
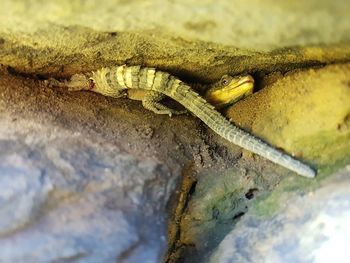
(47, 65, 316, 178)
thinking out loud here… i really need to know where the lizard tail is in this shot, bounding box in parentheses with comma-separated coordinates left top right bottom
(171, 84, 316, 178)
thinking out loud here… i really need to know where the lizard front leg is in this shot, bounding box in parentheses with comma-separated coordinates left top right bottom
(141, 90, 187, 117)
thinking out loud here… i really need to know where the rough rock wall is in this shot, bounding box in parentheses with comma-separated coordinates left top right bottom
(0, 1, 350, 263)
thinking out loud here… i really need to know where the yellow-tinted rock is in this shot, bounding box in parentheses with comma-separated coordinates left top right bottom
(226, 64, 350, 167)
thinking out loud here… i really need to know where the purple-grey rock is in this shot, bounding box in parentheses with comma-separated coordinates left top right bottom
(0, 119, 173, 263)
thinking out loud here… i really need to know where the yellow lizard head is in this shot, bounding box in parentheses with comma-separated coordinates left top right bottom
(205, 74, 254, 109)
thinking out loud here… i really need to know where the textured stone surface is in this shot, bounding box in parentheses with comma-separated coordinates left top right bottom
(210, 166, 350, 263)
(0, 72, 187, 262)
(0, 1, 350, 262)
(226, 63, 350, 168)
(0, 123, 171, 263)
(0, 0, 350, 81)
(174, 64, 350, 263)
(2, 0, 350, 49)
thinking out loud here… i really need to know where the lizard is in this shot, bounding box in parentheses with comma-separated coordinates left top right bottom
(47, 65, 316, 178)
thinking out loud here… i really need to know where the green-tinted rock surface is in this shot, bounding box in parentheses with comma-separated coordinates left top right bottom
(176, 64, 350, 262)
(210, 166, 350, 263)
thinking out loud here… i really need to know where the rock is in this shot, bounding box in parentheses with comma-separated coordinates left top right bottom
(0, 1, 350, 262)
(0, 1, 350, 81)
(0, 140, 53, 237)
(175, 64, 350, 262)
(0, 72, 179, 262)
(226, 63, 350, 168)
(209, 166, 350, 263)
(0, 125, 171, 262)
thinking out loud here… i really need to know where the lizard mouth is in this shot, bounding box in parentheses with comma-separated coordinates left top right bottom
(237, 75, 255, 86)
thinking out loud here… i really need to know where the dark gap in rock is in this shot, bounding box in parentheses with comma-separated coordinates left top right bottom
(245, 188, 259, 200)
(188, 180, 197, 197)
(108, 31, 118, 37)
(232, 211, 245, 220)
(6, 66, 41, 80)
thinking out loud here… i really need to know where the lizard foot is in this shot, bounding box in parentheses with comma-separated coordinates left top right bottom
(142, 100, 186, 117)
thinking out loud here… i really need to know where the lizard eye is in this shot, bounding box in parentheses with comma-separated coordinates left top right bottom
(221, 76, 230, 86)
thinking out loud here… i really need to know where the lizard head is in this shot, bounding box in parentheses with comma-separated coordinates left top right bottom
(205, 74, 254, 109)
(63, 73, 95, 91)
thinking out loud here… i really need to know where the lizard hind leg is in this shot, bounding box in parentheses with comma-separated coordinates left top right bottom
(141, 91, 187, 117)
